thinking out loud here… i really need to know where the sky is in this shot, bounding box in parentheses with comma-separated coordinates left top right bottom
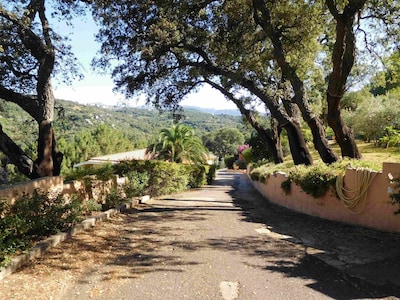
(52, 16, 238, 110)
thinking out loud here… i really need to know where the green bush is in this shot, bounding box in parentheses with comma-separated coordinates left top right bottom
(241, 148, 253, 164)
(286, 163, 337, 198)
(234, 159, 247, 170)
(0, 190, 83, 267)
(123, 170, 150, 198)
(114, 159, 213, 197)
(80, 198, 102, 215)
(182, 164, 207, 188)
(224, 155, 236, 169)
(103, 187, 123, 210)
(206, 164, 217, 184)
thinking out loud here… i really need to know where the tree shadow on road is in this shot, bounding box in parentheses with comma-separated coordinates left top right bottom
(226, 171, 400, 299)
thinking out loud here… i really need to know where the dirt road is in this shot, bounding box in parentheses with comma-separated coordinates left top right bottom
(1, 170, 399, 299)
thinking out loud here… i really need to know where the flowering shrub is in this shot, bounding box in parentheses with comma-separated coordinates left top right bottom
(237, 144, 249, 154)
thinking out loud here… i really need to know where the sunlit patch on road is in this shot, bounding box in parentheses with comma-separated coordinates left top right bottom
(219, 281, 239, 300)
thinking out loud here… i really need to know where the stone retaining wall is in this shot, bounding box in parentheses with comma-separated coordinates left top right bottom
(0, 176, 126, 205)
(0, 177, 64, 205)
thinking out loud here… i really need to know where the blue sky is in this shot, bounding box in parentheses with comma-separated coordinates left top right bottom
(52, 16, 237, 110)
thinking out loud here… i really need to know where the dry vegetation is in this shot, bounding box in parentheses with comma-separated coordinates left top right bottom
(0, 211, 139, 300)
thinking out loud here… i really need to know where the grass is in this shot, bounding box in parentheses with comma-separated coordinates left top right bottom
(250, 141, 400, 183)
(311, 141, 400, 170)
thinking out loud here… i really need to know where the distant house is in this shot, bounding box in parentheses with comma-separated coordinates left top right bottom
(73, 149, 148, 168)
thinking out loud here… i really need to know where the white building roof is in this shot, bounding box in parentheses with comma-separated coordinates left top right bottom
(73, 149, 147, 168)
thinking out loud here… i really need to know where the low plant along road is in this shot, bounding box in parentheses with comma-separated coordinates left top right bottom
(1, 170, 400, 299)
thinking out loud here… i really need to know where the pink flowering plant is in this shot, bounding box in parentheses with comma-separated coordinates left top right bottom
(237, 144, 249, 154)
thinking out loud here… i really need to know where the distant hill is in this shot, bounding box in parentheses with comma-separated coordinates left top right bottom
(181, 105, 241, 116)
(0, 99, 247, 150)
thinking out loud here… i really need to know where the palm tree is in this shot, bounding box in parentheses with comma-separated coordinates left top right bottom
(147, 124, 208, 164)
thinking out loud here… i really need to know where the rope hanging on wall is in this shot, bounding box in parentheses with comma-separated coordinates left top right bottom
(335, 167, 377, 214)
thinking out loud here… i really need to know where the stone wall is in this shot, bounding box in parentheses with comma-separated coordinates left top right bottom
(0, 176, 126, 205)
(0, 177, 64, 205)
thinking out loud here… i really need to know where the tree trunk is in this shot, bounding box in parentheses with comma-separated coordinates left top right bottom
(35, 120, 62, 177)
(307, 117, 338, 163)
(256, 126, 283, 164)
(230, 98, 284, 164)
(282, 120, 313, 166)
(0, 1, 63, 179)
(243, 83, 312, 165)
(200, 54, 313, 165)
(327, 94, 361, 158)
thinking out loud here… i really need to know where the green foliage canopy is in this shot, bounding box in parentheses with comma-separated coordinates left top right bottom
(203, 127, 245, 160)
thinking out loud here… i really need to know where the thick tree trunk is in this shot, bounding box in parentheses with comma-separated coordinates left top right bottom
(0, 1, 63, 179)
(0, 121, 62, 179)
(243, 87, 312, 165)
(200, 52, 312, 165)
(34, 79, 63, 177)
(307, 117, 338, 163)
(35, 120, 63, 177)
(256, 126, 283, 164)
(327, 94, 361, 158)
(282, 120, 313, 166)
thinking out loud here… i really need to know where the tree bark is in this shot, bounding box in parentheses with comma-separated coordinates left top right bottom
(283, 120, 313, 166)
(35, 120, 63, 177)
(236, 108, 284, 164)
(327, 94, 361, 158)
(237, 79, 313, 165)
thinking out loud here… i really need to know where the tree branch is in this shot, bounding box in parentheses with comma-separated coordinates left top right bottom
(0, 85, 41, 121)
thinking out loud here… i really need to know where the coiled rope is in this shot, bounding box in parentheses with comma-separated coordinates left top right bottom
(335, 167, 377, 214)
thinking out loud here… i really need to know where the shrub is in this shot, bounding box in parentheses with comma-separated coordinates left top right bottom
(224, 155, 236, 169)
(241, 148, 253, 164)
(206, 164, 217, 184)
(123, 170, 150, 198)
(70, 159, 213, 198)
(286, 163, 337, 198)
(182, 164, 207, 188)
(234, 159, 247, 170)
(0, 190, 83, 267)
(80, 198, 102, 215)
(103, 187, 123, 210)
